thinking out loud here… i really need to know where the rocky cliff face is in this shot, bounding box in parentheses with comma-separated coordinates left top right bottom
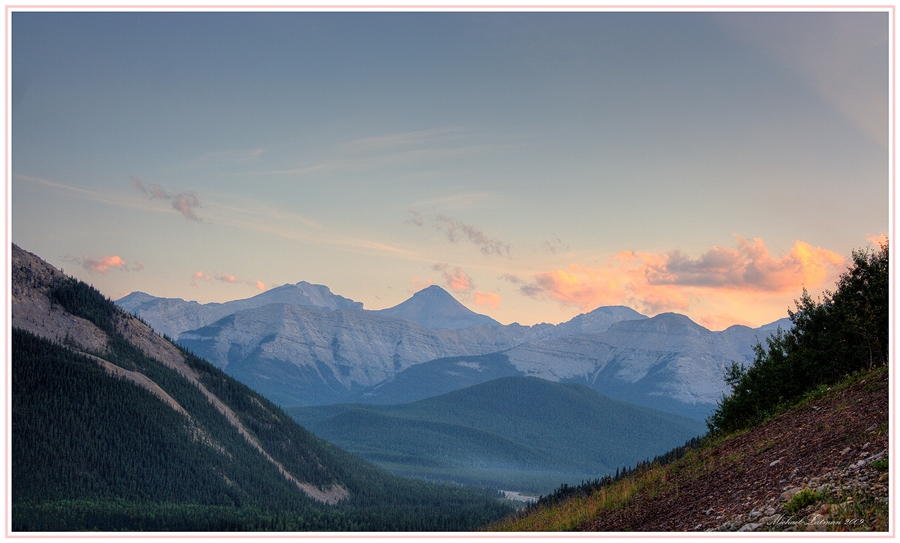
(177, 303, 531, 406)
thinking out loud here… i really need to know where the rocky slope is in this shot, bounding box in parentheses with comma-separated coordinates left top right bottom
(578, 368, 890, 532)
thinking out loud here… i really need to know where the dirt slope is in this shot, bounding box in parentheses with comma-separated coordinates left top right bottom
(579, 368, 889, 532)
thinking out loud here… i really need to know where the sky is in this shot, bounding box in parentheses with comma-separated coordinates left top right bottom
(9, 9, 891, 330)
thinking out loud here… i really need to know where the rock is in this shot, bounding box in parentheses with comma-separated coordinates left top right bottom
(764, 507, 777, 516)
(739, 523, 761, 532)
(769, 459, 781, 467)
(780, 487, 803, 502)
(840, 447, 851, 455)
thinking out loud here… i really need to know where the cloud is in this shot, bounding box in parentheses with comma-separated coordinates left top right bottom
(522, 237, 846, 317)
(434, 215, 511, 257)
(132, 261, 144, 271)
(216, 274, 237, 284)
(499, 273, 524, 284)
(867, 232, 888, 247)
(406, 210, 424, 228)
(82, 255, 128, 274)
(541, 235, 569, 254)
(132, 177, 202, 221)
(432, 263, 475, 292)
(642, 237, 845, 292)
(410, 276, 434, 292)
(256, 281, 266, 292)
(171, 192, 201, 221)
(474, 290, 502, 308)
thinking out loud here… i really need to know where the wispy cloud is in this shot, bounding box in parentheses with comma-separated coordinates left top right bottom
(180, 147, 267, 169)
(191, 270, 262, 291)
(132, 177, 202, 221)
(434, 215, 511, 257)
(248, 127, 491, 176)
(16, 174, 153, 212)
(347, 127, 466, 150)
(409, 192, 497, 210)
(499, 273, 524, 284)
(540, 234, 570, 255)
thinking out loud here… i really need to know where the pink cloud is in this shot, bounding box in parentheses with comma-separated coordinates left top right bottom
(521, 237, 846, 318)
(410, 276, 434, 292)
(867, 232, 888, 247)
(474, 291, 501, 308)
(642, 236, 845, 292)
(82, 255, 128, 274)
(433, 263, 475, 292)
(256, 280, 266, 292)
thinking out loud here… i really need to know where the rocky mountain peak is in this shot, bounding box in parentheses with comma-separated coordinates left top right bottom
(374, 286, 501, 330)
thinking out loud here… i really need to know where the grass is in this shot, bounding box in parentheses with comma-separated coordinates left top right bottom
(783, 488, 823, 515)
(489, 465, 671, 531)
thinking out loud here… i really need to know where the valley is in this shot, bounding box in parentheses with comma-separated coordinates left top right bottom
(288, 376, 707, 494)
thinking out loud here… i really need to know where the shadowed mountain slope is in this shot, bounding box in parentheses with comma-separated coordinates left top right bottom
(11, 244, 512, 531)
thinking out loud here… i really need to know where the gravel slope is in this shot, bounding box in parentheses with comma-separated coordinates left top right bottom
(579, 368, 889, 532)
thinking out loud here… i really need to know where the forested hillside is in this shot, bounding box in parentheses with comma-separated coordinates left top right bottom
(291, 377, 705, 494)
(11, 244, 513, 531)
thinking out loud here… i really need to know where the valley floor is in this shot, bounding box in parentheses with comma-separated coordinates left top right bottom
(494, 366, 889, 532)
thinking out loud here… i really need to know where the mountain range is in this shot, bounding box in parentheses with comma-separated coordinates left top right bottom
(117, 279, 789, 420)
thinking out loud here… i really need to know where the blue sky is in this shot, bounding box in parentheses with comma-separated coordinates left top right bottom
(10, 10, 890, 329)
